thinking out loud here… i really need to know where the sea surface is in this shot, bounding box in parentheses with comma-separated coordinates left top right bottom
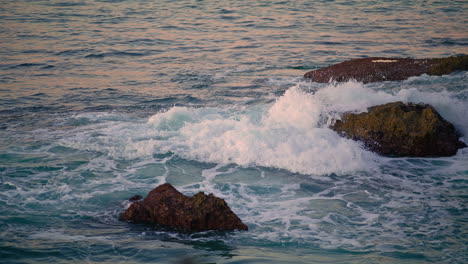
(1, 0, 467, 263)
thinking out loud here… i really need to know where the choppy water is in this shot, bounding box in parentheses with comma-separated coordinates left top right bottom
(1, 0, 467, 263)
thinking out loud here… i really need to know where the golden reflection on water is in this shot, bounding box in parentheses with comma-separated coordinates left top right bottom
(1, 0, 467, 100)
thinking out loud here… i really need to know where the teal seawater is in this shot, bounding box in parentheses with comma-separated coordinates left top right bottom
(1, 0, 467, 263)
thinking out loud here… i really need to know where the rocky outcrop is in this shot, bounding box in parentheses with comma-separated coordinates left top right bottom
(304, 55, 468, 83)
(331, 102, 466, 157)
(120, 183, 248, 232)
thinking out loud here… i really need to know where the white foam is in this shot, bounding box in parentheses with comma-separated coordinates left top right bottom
(167, 87, 375, 175)
(265, 87, 322, 130)
(30, 230, 110, 242)
(314, 81, 396, 113)
(60, 80, 467, 175)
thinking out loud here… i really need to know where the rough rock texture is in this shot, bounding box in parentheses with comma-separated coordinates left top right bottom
(120, 183, 248, 232)
(331, 102, 466, 157)
(304, 55, 468, 83)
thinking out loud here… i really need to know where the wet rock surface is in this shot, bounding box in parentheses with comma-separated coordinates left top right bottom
(331, 101, 466, 157)
(120, 183, 248, 232)
(128, 194, 143, 202)
(304, 55, 468, 83)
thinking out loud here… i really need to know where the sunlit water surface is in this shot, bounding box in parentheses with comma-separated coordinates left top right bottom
(1, 0, 467, 263)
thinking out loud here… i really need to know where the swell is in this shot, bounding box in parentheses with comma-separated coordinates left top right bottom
(56, 79, 467, 175)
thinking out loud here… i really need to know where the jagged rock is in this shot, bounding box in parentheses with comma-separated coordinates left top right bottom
(331, 102, 466, 157)
(120, 183, 248, 232)
(304, 55, 468, 83)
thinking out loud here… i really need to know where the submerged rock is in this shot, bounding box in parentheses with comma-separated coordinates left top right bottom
(128, 194, 143, 202)
(304, 55, 468, 83)
(120, 183, 248, 232)
(331, 102, 466, 157)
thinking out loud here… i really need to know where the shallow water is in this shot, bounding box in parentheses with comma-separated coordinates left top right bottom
(1, 0, 467, 263)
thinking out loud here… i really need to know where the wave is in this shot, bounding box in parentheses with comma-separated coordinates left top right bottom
(60, 80, 467, 175)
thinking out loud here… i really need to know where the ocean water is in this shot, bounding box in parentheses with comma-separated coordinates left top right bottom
(1, 0, 467, 263)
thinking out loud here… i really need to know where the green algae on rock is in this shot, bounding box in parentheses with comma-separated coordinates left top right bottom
(429, 55, 468, 76)
(120, 183, 248, 232)
(304, 55, 468, 83)
(331, 102, 466, 157)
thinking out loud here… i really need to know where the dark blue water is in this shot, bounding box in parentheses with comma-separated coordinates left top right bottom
(1, 0, 467, 263)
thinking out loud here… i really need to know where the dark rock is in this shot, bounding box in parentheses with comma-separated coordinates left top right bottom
(128, 194, 143, 202)
(304, 55, 468, 83)
(120, 183, 248, 232)
(331, 102, 466, 157)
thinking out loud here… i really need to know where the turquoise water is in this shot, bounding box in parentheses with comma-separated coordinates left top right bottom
(1, 0, 467, 263)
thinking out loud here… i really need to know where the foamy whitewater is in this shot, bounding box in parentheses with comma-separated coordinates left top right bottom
(1, 0, 467, 263)
(62, 80, 468, 175)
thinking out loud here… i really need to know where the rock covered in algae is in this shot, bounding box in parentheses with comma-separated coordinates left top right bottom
(304, 55, 468, 83)
(331, 102, 466, 157)
(120, 183, 248, 231)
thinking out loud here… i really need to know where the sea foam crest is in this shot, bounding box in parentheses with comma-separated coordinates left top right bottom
(61, 80, 467, 175)
(144, 85, 375, 175)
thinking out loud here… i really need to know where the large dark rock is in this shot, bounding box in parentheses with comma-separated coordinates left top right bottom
(120, 183, 248, 232)
(331, 102, 466, 157)
(304, 55, 468, 83)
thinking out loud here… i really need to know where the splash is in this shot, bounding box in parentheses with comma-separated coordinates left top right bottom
(60, 80, 467, 175)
